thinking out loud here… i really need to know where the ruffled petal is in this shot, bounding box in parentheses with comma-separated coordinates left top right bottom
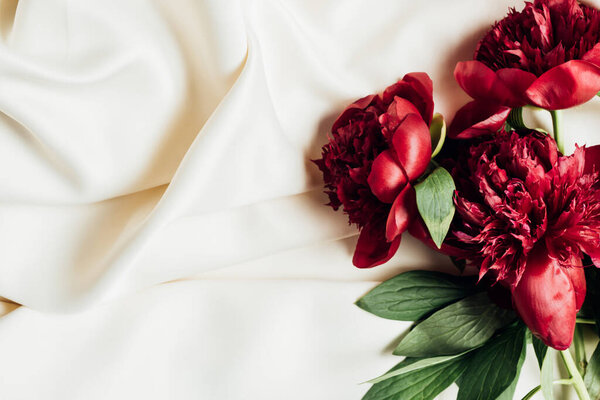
(383, 72, 434, 124)
(391, 113, 432, 181)
(454, 61, 531, 107)
(386, 185, 416, 242)
(511, 243, 577, 350)
(332, 94, 382, 132)
(448, 100, 511, 139)
(353, 221, 401, 268)
(580, 241, 600, 268)
(367, 150, 408, 203)
(525, 60, 600, 110)
(584, 144, 600, 174)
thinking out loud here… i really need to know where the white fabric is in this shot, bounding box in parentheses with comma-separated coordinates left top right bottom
(0, 0, 599, 398)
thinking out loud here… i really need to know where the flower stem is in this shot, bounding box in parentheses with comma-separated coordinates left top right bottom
(521, 385, 540, 400)
(561, 349, 591, 400)
(576, 318, 596, 325)
(574, 325, 587, 376)
(555, 379, 575, 385)
(520, 380, 574, 400)
(550, 110, 565, 154)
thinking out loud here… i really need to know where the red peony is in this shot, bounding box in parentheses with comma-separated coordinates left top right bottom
(314, 73, 433, 268)
(455, 0, 600, 111)
(443, 129, 600, 349)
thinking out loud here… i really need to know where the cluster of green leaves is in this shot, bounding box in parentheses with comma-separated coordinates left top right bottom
(357, 270, 532, 400)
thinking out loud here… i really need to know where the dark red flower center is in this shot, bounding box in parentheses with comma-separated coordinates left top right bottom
(475, 0, 600, 76)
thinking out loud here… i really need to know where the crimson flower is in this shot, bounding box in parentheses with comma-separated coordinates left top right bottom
(314, 73, 433, 268)
(455, 0, 600, 111)
(443, 129, 600, 349)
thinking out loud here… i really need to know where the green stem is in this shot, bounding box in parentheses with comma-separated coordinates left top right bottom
(521, 385, 540, 400)
(576, 318, 596, 325)
(521, 380, 576, 400)
(574, 325, 587, 376)
(507, 107, 527, 130)
(561, 349, 591, 400)
(550, 110, 565, 154)
(555, 379, 575, 385)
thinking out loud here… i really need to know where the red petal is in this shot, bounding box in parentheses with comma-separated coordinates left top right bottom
(379, 97, 422, 138)
(448, 100, 511, 139)
(525, 60, 600, 110)
(332, 94, 381, 132)
(580, 241, 600, 268)
(563, 264, 586, 312)
(584, 145, 600, 175)
(383, 72, 434, 125)
(582, 43, 600, 67)
(496, 68, 538, 100)
(386, 185, 416, 242)
(391, 113, 432, 181)
(454, 61, 531, 107)
(403, 72, 434, 125)
(367, 150, 408, 203)
(352, 221, 401, 268)
(407, 217, 468, 258)
(511, 243, 577, 350)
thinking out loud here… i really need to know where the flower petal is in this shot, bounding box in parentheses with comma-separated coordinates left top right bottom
(454, 61, 531, 107)
(407, 217, 468, 258)
(332, 94, 382, 132)
(525, 60, 600, 110)
(386, 185, 416, 241)
(584, 144, 600, 174)
(563, 265, 586, 311)
(383, 72, 434, 124)
(511, 243, 577, 350)
(448, 100, 511, 139)
(582, 42, 600, 67)
(496, 68, 538, 99)
(379, 97, 422, 139)
(353, 221, 401, 268)
(391, 113, 432, 181)
(367, 150, 408, 203)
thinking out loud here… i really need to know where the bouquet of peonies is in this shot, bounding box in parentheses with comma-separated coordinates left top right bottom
(315, 1, 600, 399)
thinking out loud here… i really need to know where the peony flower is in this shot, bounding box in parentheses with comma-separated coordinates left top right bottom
(442, 129, 600, 349)
(314, 73, 433, 268)
(455, 0, 600, 110)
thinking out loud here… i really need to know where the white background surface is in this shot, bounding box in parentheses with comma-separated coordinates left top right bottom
(0, 0, 599, 398)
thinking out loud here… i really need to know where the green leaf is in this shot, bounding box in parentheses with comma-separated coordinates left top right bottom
(430, 113, 446, 158)
(414, 167, 456, 248)
(355, 271, 476, 321)
(367, 350, 473, 384)
(540, 348, 555, 400)
(394, 292, 515, 357)
(495, 333, 527, 400)
(532, 335, 548, 368)
(457, 324, 526, 400)
(584, 342, 600, 400)
(363, 355, 469, 400)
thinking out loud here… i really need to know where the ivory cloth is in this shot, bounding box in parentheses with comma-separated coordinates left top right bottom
(0, 0, 598, 398)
